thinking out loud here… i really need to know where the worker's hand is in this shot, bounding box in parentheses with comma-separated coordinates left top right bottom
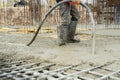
(69, 0, 82, 5)
(72, 0, 81, 3)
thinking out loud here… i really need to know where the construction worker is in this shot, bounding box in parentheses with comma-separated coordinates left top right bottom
(56, 0, 81, 46)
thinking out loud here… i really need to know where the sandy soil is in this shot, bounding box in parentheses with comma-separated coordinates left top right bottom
(0, 29, 120, 68)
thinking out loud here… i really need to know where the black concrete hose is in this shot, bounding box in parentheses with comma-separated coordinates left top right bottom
(27, 0, 72, 46)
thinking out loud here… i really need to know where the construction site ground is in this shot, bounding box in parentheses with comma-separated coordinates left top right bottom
(0, 27, 120, 66)
(0, 26, 120, 80)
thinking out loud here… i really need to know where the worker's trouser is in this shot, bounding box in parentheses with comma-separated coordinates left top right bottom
(57, 3, 80, 44)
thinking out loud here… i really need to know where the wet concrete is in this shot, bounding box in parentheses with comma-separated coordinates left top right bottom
(0, 29, 120, 67)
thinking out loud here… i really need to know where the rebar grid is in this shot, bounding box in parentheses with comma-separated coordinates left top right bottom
(0, 57, 120, 80)
(0, 0, 120, 33)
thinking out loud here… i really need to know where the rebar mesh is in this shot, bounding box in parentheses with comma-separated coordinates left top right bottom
(0, 0, 120, 33)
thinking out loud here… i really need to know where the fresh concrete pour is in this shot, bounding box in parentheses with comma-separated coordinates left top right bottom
(0, 29, 120, 80)
(0, 29, 120, 65)
(0, 30, 120, 80)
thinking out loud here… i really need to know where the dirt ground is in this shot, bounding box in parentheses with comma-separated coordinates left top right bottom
(0, 28, 120, 69)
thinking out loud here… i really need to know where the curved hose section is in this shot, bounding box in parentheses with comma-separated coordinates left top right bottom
(27, 0, 72, 46)
(80, 2, 96, 54)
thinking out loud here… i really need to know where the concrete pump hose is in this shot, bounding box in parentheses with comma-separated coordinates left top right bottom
(27, 0, 72, 46)
(80, 2, 96, 54)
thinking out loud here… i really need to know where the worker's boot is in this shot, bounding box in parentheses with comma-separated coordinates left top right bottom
(57, 25, 66, 46)
(67, 21, 80, 43)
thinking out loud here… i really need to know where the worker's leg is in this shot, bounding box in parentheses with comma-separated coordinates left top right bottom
(57, 25, 65, 46)
(57, 3, 70, 46)
(68, 4, 80, 43)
